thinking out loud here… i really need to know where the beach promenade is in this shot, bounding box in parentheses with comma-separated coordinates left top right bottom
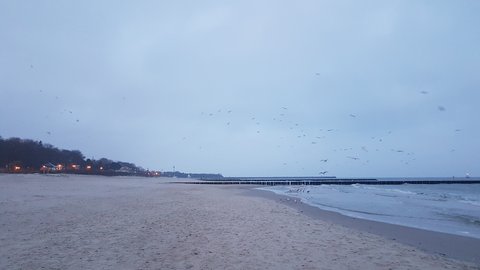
(0, 174, 478, 269)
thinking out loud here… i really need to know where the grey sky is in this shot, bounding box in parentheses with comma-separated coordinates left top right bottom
(1, 1, 479, 177)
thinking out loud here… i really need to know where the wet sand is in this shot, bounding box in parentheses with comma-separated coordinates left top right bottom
(250, 189, 480, 264)
(0, 174, 478, 269)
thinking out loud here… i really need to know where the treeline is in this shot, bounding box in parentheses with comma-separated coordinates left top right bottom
(0, 137, 84, 169)
(0, 136, 146, 175)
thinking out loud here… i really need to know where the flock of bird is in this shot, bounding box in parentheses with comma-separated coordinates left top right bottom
(32, 64, 461, 176)
(194, 85, 460, 175)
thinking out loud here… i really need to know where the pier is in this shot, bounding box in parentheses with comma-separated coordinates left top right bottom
(176, 177, 480, 186)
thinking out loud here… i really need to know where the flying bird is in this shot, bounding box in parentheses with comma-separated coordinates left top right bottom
(420, 91, 429, 94)
(347, 156, 359, 160)
(438, 106, 446, 111)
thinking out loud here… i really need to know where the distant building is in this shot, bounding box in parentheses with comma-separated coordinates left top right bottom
(40, 162, 56, 173)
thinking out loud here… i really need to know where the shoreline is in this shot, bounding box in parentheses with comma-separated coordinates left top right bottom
(247, 187, 480, 264)
(1, 174, 479, 269)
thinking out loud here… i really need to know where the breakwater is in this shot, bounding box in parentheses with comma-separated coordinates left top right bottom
(176, 177, 480, 186)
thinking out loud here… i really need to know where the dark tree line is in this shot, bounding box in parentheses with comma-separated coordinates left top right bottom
(0, 136, 223, 177)
(0, 137, 84, 168)
(0, 136, 144, 175)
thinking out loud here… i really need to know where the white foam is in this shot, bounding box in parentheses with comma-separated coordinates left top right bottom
(261, 184, 480, 239)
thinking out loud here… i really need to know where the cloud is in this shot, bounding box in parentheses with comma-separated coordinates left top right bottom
(1, 0, 479, 177)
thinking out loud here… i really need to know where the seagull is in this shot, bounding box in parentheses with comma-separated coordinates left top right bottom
(281, 107, 288, 110)
(438, 106, 446, 111)
(420, 91, 429, 94)
(347, 156, 359, 160)
(349, 114, 356, 118)
(319, 171, 328, 175)
(320, 159, 328, 162)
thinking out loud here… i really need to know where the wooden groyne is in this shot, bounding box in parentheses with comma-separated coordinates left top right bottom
(176, 178, 480, 186)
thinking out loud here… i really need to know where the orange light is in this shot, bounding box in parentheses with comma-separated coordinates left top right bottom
(14, 166, 21, 171)
(86, 165, 92, 170)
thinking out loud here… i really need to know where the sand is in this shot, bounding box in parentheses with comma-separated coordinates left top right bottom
(0, 174, 478, 270)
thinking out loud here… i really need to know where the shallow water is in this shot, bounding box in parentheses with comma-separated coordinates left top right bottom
(261, 184, 480, 239)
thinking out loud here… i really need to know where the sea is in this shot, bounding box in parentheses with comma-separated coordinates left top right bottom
(260, 183, 480, 239)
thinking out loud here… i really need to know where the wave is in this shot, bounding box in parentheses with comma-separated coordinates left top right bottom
(260, 184, 480, 239)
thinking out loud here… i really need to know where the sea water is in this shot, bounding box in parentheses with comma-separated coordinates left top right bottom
(261, 184, 480, 239)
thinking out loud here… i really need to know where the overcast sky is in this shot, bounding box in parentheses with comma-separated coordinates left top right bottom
(1, 1, 479, 177)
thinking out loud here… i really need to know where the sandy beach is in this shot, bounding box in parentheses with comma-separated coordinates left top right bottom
(0, 174, 478, 270)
